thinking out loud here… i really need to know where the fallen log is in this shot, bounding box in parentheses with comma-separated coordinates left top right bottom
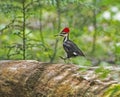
(0, 60, 119, 97)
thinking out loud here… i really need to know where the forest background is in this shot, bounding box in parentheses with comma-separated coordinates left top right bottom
(0, 0, 120, 66)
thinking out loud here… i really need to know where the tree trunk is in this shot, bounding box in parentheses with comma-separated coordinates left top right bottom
(0, 60, 119, 97)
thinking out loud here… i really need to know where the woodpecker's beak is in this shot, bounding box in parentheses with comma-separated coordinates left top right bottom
(59, 33, 64, 36)
(54, 34, 62, 37)
(54, 32, 64, 37)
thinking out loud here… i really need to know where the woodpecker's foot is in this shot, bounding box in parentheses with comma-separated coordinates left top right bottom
(59, 56, 67, 60)
(59, 56, 72, 64)
(59, 56, 68, 63)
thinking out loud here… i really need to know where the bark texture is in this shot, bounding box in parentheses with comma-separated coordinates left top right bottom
(0, 60, 119, 97)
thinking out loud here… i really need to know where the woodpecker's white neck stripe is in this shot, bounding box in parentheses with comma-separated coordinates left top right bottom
(64, 36, 68, 42)
(63, 34, 69, 42)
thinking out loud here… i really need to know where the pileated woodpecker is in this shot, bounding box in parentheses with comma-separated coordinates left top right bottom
(59, 27, 85, 60)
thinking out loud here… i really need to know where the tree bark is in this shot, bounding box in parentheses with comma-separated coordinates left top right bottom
(0, 60, 119, 97)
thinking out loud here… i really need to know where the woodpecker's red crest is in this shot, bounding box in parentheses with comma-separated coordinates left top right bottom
(61, 27, 70, 34)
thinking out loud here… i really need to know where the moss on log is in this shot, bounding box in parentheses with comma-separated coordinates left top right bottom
(0, 60, 119, 97)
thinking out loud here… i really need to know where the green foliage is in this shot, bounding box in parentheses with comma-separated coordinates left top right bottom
(103, 84, 120, 97)
(114, 43, 120, 64)
(72, 57, 92, 66)
(95, 65, 110, 79)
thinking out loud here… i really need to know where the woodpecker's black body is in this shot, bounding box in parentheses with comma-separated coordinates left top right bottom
(63, 36, 85, 59)
(59, 27, 85, 60)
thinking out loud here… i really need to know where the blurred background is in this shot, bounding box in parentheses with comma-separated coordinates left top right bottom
(0, 0, 120, 66)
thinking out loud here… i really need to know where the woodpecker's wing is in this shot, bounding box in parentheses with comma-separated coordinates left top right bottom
(63, 40, 85, 58)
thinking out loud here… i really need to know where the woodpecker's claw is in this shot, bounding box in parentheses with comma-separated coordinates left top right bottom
(59, 56, 67, 60)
